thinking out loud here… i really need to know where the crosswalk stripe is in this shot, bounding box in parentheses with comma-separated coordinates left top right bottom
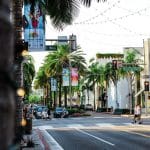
(96, 123, 115, 127)
(34, 125, 54, 130)
(67, 124, 84, 128)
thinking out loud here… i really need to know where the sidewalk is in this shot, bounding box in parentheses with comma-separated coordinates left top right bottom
(121, 113, 150, 119)
(21, 129, 45, 150)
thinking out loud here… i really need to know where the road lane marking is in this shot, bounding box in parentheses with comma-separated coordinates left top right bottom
(96, 123, 115, 127)
(33, 125, 54, 130)
(42, 129, 64, 150)
(94, 116, 121, 119)
(124, 130, 150, 138)
(67, 124, 84, 128)
(75, 128, 115, 146)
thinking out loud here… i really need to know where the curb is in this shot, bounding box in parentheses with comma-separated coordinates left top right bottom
(36, 129, 50, 150)
(121, 114, 150, 119)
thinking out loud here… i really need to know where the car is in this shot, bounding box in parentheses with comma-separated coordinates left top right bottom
(71, 105, 79, 109)
(53, 107, 69, 118)
(85, 104, 93, 111)
(34, 106, 48, 119)
(80, 104, 85, 110)
(41, 107, 48, 119)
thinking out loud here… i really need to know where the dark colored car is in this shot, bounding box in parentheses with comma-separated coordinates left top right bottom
(80, 104, 85, 110)
(53, 107, 69, 118)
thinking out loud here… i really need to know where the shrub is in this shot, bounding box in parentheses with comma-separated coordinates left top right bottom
(113, 109, 130, 115)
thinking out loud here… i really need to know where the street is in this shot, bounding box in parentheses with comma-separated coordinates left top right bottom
(33, 114, 150, 150)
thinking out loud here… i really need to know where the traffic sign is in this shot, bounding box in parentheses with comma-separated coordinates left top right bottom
(142, 75, 150, 78)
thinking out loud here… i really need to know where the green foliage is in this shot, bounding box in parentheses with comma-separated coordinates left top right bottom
(23, 55, 35, 97)
(67, 108, 85, 115)
(113, 108, 130, 115)
(124, 49, 137, 63)
(28, 94, 41, 103)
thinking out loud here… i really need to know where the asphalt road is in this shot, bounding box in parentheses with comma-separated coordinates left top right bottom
(33, 114, 150, 150)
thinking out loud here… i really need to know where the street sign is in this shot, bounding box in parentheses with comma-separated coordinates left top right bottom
(142, 75, 150, 78)
(45, 45, 57, 51)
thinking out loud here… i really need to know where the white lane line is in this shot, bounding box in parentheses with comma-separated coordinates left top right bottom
(75, 128, 115, 146)
(93, 117, 121, 119)
(67, 124, 84, 128)
(96, 123, 115, 127)
(42, 129, 64, 150)
(33, 125, 54, 130)
(94, 117, 107, 118)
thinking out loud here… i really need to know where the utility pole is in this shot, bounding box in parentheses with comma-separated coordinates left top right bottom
(69, 34, 77, 109)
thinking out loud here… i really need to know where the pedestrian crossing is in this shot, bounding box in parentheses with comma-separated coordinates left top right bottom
(34, 122, 141, 130)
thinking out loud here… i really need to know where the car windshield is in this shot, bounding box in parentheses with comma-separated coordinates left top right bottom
(43, 108, 48, 111)
(56, 107, 63, 111)
(37, 107, 43, 112)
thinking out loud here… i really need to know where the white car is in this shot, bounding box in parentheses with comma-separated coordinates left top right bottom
(85, 104, 93, 111)
(42, 111, 48, 119)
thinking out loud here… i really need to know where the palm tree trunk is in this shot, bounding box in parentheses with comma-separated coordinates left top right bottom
(93, 80, 96, 111)
(58, 76, 62, 107)
(54, 91, 56, 108)
(64, 86, 67, 107)
(13, 0, 25, 144)
(0, 0, 15, 148)
(49, 81, 53, 108)
(115, 81, 119, 108)
(128, 76, 133, 114)
(87, 88, 90, 104)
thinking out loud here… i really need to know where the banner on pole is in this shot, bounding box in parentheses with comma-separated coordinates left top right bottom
(62, 68, 70, 86)
(24, 3, 45, 51)
(71, 68, 78, 86)
(51, 78, 57, 91)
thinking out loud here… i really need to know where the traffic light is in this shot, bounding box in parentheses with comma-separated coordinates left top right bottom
(144, 81, 149, 91)
(112, 60, 117, 70)
(69, 34, 77, 52)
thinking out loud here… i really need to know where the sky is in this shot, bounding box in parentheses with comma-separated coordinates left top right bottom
(30, 0, 150, 71)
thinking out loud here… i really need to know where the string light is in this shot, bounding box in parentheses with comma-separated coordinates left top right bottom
(21, 118, 27, 126)
(17, 88, 25, 97)
(74, 6, 150, 25)
(75, 0, 120, 24)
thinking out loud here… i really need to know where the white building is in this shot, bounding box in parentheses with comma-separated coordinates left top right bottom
(96, 53, 130, 110)
(94, 39, 150, 114)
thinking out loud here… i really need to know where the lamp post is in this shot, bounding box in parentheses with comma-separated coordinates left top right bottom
(69, 34, 77, 109)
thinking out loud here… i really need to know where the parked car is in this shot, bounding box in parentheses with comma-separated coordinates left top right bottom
(41, 107, 48, 119)
(34, 106, 48, 119)
(71, 105, 79, 109)
(80, 104, 85, 110)
(53, 107, 69, 118)
(85, 104, 93, 111)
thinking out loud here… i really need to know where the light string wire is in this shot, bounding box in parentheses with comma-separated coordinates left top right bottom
(74, 6, 150, 25)
(74, 0, 120, 24)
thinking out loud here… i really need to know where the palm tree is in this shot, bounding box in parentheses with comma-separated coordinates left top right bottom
(84, 59, 105, 110)
(0, 1, 15, 149)
(44, 45, 87, 107)
(1, 0, 106, 148)
(105, 62, 120, 108)
(34, 65, 48, 105)
(23, 55, 35, 101)
(119, 49, 143, 113)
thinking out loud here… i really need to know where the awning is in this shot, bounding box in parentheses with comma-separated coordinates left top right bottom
(134, 88, 144, 97)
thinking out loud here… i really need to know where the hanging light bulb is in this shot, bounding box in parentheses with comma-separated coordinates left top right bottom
(21, 118, 27, 126)
(17, 88, 25, 97)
